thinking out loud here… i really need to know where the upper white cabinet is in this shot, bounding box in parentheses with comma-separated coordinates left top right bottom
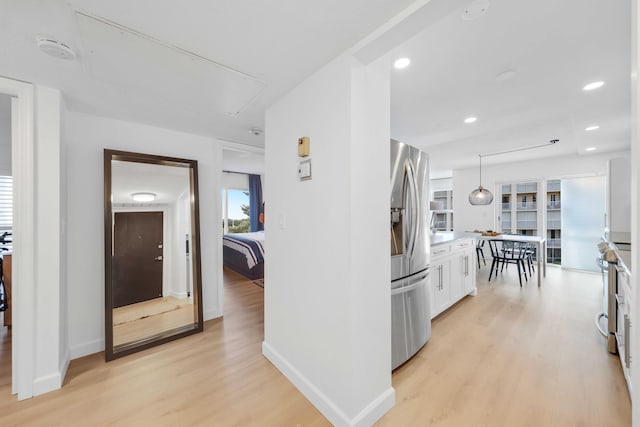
(607, 157, 631, 233)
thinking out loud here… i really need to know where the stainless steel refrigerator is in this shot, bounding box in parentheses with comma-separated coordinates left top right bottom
(390, 139, 431, 370)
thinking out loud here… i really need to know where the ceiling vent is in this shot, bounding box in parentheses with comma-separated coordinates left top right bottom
(36, 36, 76, 60)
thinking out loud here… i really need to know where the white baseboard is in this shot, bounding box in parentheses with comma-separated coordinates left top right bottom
(204, 307, 220, 322)
(32, 350, 72, 396)
(59, 350, 70, 384)
(70, 338, 104, 360)
(33, 371, 62, 396)
(169, 291, 188, 299)
(262, 341, 395, 427)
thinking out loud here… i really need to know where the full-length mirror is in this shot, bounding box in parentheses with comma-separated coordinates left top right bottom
(104, 149, 203, 360)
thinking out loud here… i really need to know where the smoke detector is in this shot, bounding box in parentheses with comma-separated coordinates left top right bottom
(36, 36, 76, 60)
(249, 127, 264, 136)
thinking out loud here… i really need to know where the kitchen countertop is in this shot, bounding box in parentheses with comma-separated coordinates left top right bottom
(430, 231, 477, 246)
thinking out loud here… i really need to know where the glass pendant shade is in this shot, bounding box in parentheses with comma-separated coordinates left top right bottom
(468, 185, 493, 205)
(468, 154, 493, 205)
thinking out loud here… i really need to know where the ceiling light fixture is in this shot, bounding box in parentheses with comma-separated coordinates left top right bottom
(468, 155, 493, 205)
(131, 192, 156, 202)
(585, 125, 600, 131)
(468, 139, 559, 206)
(586, 147, 597, 152)
(464, 117, 477, 124)
(394, 58, 411, 69)
(583, 81, 605, 91)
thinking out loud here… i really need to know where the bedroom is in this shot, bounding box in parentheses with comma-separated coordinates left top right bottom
(221, 146, 266, 287)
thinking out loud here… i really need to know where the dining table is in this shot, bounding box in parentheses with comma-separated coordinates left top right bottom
(476, 233, 547, 287)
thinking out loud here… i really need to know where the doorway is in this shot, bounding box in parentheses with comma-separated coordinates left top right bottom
(112, 211, 164, 307)
(0, 93, 12, 395)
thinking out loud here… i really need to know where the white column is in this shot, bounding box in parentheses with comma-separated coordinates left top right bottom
(263, 53, 393, 426)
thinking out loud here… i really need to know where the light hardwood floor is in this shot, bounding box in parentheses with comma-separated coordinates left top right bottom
(113, 296, 196, 346)
(0, 265, 631, 426)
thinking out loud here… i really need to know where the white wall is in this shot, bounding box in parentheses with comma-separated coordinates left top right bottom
(58, 95, 69, 388)
(430, 177, 452, 193)
(263, 52, 393, 426)
(65, 111, 222, 359)
(0, 94, 11, 175)
(33, 86, 67, 395)
(452, 150, 630, 233)
(172, 190, 191, 299)
(630, 1, 639, 425)
(222, 171, 248, 190)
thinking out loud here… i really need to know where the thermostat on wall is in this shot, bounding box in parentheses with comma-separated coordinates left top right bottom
(298, 158, 312, 181)
(298, 136, 310, 157)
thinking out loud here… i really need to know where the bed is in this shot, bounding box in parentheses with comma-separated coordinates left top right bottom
(222, 231, 265, 280)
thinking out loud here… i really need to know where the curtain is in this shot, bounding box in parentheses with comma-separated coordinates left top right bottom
(249, 174, 263, 232)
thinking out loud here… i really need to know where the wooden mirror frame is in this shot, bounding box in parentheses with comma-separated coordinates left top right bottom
(104, 149, 204, 361)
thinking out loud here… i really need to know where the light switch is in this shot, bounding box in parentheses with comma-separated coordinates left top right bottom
(298, 158, 312, 181)
(298, 136, 310, 157)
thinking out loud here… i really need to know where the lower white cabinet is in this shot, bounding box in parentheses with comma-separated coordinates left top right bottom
(430, 237, 477, 319)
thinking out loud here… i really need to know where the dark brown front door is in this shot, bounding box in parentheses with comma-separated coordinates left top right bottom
(113, 211, 163, 308)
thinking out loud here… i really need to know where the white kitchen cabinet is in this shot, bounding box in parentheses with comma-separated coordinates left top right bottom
(606, 157, 631, 233)
(430, 237, 477, 319)
(431, 257, 451, 315)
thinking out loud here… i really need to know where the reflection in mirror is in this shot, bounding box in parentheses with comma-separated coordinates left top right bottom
(104, 150, 203, 361)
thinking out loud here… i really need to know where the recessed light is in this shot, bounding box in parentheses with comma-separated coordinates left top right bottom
(583, 81, 604, 91)
(131, 192, 156, 202)
(585, 147, 597, 152)
(464, 117, 477, 124)
(394, 58, 411, 69)
(585, 125, 600, 131)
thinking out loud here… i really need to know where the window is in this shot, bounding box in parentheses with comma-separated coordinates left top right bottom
(0, 175, 12, 231)
(431, 189, 453, 231)
(521, 195, 527, 207)
(221, 189, 250, 234)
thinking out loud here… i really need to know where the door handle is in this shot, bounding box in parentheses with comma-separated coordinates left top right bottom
(154, 256, 163, 261)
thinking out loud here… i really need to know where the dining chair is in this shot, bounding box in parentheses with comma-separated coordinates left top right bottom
(476, 240, 486, 268)
(488, 239, 528, 286)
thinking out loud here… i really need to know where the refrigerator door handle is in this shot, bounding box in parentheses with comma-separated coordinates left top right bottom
(404, 160, 419, 259)
(391, 273, 429, 295)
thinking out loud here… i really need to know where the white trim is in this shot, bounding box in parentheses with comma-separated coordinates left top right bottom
(219, 139, 265, 154)
(262, 341, 396, 427)
(59, 351, 70, 386)
(32, 372, 62, 397)
(70, 338, 104, 360)
(169, 290, 188, 299)
(0, 76, 35, 400)
(203, 307, 220, 322)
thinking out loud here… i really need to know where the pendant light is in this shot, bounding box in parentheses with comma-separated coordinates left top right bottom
(468, 155, 493, 205)
(467, 139, 559, 206)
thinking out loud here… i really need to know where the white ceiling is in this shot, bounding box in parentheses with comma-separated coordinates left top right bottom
(111, 160, 190, 205)
(0, 1, 631, 179)
(389, 0, 631, 177)
(0, 0, 416, 147)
